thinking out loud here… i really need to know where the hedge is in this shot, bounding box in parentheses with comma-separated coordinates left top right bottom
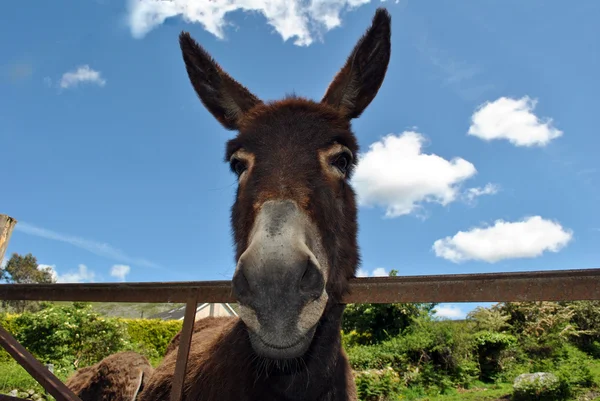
(0, 306, 183, 369)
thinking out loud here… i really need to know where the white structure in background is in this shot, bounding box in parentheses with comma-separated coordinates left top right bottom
(151, 303, 238, 321)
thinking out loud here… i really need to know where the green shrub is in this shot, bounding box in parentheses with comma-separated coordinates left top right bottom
(347, 317, 479, 392)
(554, 344, 596, 395)
(473, 331, 517, 382)
(354, 368, 403, 401)
(12, 303, 128, 371)
(0, 312, 20, 362)
(342, 302, 436, 345)
(119, 318, 182, 361)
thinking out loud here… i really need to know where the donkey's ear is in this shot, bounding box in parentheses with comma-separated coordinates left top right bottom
(179, 32, 263, 131)
(321, 8, 391, 119)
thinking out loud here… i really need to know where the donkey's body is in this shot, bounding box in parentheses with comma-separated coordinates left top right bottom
(140, 307, 355, 400)
(65, 8, 391, 401)
(65, 351, 153, 401)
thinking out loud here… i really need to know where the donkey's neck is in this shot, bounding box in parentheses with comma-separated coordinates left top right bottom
(193, 303, 348, 401)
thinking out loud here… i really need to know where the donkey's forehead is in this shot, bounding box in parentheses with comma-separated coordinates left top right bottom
(225, 98, 358, 155)
(241, 97, 349, 130)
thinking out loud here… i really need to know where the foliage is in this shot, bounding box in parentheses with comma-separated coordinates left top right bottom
(0, 312, 20, 362)
(12, 303, 128, 371)
(343, 270, 437, 345)
(354, 368, 403, 401)
(0, 253, 56, 314)
(466, 306, 511, 333)
(347, 317, 479, 394)
(472, 331, 517, 382)
(345, 300, 600, 400)
(0, 304, 182, 371)
(119, 318, 182, 362)
(562, 301, 600, 357)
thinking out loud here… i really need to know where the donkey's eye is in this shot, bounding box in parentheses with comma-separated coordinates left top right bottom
(331, 152, 352, 175)
(230, 158, 247, 177)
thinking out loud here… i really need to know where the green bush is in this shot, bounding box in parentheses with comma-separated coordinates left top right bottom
(119, 318, 182, 361)
(1, 304, 183, 371)
(342, 302, 436, 345)
(347, 317, 479, 393)
(0, 312, 19, 362)
(473, 331, 517, 382)
(12, 303, 128, 371)
(354, 368, 403, 401)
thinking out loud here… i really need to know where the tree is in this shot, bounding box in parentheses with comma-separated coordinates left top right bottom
(342, 269, 437, 345)
(1, 253, 56, 313)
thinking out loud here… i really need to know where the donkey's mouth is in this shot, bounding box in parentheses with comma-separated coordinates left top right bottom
(247, 326, 317, 360)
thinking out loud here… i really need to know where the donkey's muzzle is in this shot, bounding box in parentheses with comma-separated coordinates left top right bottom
(231, 200, 328, 359)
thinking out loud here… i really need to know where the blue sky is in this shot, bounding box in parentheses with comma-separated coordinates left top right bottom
(1, 0, 599, 319)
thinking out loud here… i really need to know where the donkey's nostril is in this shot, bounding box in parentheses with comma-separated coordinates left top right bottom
(232, 266, 252, 303)
(299, 258, 324, 298)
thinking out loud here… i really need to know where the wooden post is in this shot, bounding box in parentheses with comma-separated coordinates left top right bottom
(0, 214, 17, 265)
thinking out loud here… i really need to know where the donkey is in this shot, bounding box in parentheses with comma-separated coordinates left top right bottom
(65, 351, 154, 401)
(138, 7, 392, 401)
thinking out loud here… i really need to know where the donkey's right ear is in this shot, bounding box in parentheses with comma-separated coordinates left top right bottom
(179, 32, 263, 131)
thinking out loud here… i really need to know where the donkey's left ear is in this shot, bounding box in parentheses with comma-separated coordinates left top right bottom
(321, 8, 391, 120)
(179, 32, 263, 131)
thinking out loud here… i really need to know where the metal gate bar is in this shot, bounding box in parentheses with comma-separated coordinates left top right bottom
(0, 268, 598, 304)
(0, 326, 81, 401)
(170, 296, 198, 401)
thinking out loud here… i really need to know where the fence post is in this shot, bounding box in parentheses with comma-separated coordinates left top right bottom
(0, 214, 18, 264)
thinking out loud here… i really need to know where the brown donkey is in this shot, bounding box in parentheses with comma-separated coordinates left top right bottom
(138, 7, 392, 401)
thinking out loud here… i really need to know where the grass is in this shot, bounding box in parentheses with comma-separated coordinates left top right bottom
(0, 360, 72, 398)
(401, 382, 512, 400)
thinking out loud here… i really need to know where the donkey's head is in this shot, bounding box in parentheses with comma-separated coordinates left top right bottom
(179, 8, 391, 360)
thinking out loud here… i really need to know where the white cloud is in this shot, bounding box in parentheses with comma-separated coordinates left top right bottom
(356, 267, 389, 277)
(127, 0, 374, 46)
(468, 96, 563, 147)
(433, 216, 573, 263)
(463, 183, 500, 204)
(352, 131, 481, 218)
(59, 65, 106, 89)
(371, 267, 388, 277)
(434, 304, 466, 319)
(110, 264, 131, 281)
(15, 222, 160, 269)
(38, 263, 96, 283)
(57, 264, 96, 283)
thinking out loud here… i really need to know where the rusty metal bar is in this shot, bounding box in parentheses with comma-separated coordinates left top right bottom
(0, 325, 82, 401)
(0, 268, 598, 304)
(170, 296, 198, 401)
(344, 268, 600, 303)
(0, 281, 231, 303)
